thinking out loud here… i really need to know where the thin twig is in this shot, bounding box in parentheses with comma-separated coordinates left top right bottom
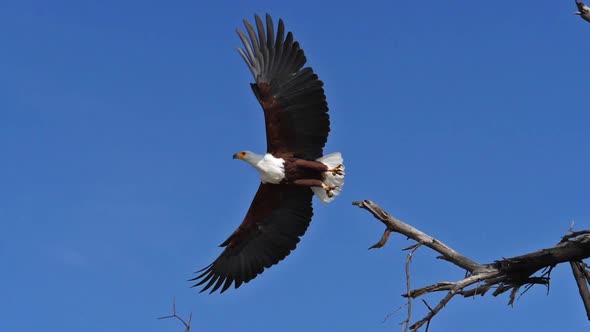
(382, 306, 403, 323)
(159, 298, 192, 332)
(409, 274, 496, 331)
(421, 300, 434, 332)
(402, 244, 422, 332)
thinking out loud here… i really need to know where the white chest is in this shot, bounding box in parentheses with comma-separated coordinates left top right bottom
(255, 154, 285, 184)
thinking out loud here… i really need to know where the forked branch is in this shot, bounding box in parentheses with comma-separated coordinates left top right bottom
(353, 199, 590, 331)
(159, 298, 192, 332)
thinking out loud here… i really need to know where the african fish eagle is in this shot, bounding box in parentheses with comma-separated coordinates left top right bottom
(576, 0, 590, 22)
(191, 14, 345, 294)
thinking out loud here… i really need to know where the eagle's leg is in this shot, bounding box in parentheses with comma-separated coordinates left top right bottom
(292, 158, 343, 176)
(292, 159, 329, 172)
(292, 179, 335, 197)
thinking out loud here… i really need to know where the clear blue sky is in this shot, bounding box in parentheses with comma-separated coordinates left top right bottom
(1, 1, 588, 331)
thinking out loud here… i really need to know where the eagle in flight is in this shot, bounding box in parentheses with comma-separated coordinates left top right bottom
(191, 14, 345, 294)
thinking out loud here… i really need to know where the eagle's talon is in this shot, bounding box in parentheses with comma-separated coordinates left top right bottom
(329, 164, 344, 176)
(321, 183, 336, 197)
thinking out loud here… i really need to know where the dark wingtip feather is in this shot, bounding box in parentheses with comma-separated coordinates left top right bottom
(192, 271, 214, 287)
(209, 275, 226, 294)
(234, 279, 243, 289)
(243, 19, 259, 56)
(220, 277, 234, 294)
(265, 14, 274, 48)
(194, 263, 213, 274)
(255, 14, 266, 47)
(199, 274, 220, 293)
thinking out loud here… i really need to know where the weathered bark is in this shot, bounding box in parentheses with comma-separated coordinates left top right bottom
(353, 199, 590, 331)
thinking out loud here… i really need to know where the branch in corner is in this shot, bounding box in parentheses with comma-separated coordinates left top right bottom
(353, 199, 590, 331)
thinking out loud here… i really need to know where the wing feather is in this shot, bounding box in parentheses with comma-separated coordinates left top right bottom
(255, 15, 268, 75)
(265, 15, 275, 75)
(236, 29, 256, 67)
(191, 184, 313, 293)
(236, 14, 330, 159)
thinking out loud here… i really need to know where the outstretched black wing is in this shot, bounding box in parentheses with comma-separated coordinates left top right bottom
(237, 13, 330, 160)
(191, 184, 313, 293)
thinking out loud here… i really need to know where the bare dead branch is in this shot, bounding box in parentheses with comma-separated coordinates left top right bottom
(369, 228, 392, 249)
(562, 230, 590, 243)
(421, 300, 434, 332)
(402, 244, 422, 332)
(571, 261, 590, 320)
(159, 298, 192, 332)
(353, 200, 489, 273)
(409, 274, 495, 331)
(353, 199, 590, 331)
(580, 262, 590, 280)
